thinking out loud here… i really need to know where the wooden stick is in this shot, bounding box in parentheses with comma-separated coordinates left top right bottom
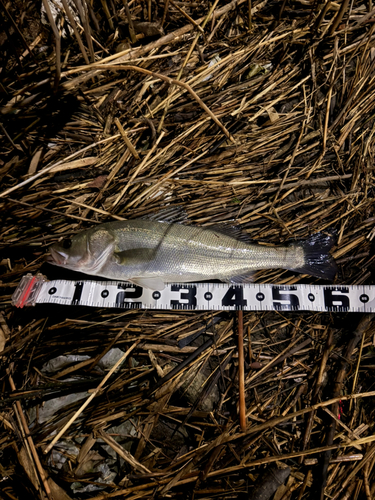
(237, 310, 246, 431)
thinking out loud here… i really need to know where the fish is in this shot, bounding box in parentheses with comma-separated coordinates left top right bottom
(48, 219, 337, 290)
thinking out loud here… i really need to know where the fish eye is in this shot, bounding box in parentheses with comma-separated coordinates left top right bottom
(62, 238, 72, 249)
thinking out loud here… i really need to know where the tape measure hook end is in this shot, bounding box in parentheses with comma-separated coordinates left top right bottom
(12, 273, 48, 308)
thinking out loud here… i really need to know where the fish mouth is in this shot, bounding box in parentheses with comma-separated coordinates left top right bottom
(45, 254, 56, 264)
(47, 247, 68, 266)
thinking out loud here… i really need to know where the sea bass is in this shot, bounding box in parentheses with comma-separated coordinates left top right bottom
(48, 220, 337, 290)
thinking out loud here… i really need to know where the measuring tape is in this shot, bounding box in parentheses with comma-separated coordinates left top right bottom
(10, 273, 374, 312)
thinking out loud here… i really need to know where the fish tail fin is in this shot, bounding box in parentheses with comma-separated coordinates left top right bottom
(289, 232, 338, 280)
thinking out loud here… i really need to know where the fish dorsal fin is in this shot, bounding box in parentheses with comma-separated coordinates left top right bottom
(208, 224, 253, 243)
(130, 277, 165, 290)
(114, 248, 156, 265)
(140, 205, 188, 224)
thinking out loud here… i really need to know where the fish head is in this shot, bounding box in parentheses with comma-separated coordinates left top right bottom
(49, 232, 91, 271)
(48, 228, 115, 274)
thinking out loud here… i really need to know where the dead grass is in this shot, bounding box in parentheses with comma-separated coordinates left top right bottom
(1, 0, 375, 498)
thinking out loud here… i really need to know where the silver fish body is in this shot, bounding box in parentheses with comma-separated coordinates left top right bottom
(49, 220, 337, 290)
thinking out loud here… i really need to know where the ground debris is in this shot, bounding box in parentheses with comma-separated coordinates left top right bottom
(1, 0, 375, 498)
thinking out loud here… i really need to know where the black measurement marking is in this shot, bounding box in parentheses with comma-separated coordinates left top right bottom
(170, 285, 197, 310)
(115, 283, 143, 308)
(71, 282, 84, 305)
(324, 286, 350, 312)
(101, 290, 109, 298)
(48, 287, 57, 295)
(221, 286, 247, 309)
(152, 291, 161, 300)
(272, 286, 300, 311)
(204, 292, 213, 301)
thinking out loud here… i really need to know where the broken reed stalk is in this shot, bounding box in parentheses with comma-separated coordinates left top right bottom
(61, 0, 90, 64)
(169, 0, 204, 33)
(248, 0, 252, 29)
(73, 0, 95, 61)
(8, 370, 53, 499)
(40, 0, 61, 90)
(122, 0, 137, 43)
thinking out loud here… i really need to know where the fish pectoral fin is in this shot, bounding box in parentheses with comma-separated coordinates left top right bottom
(130, 277, 166, 290)
(114, 248, 156, 265)
(222, 272, 255, 284)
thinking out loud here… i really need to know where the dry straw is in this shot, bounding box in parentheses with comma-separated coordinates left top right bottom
(1, 0, 375, 499)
